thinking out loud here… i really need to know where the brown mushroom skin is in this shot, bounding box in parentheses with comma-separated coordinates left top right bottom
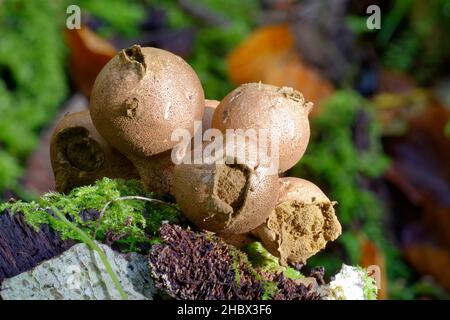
(50, 110, 139, 193)
(217, 232, 256, 249)
(212, 83, 313, 173)
(136, 98, 220, 194)
(89, 45, 204, 193)
(172, 138, 280, 235)
(132, 149, 174, 193)
(89, 45, 204, 157)
(142, 98, 221, 194)
(251, 177, 341, 266)
(202, 99, 220, 131)
(277, 177, 330, 204)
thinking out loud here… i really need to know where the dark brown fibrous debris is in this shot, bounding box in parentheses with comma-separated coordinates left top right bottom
(273, 274, 321, 300)
(148, 224, 320, 300)
(309, 266, 326, 286)
(0, 210, 75, 282)
(149, 224, 262, 300)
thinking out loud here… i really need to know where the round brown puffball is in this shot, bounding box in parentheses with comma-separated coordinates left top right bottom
(140, 99, 219, 194)
(211, 83, 313, 173)
(172, 135, 280, 234)
(89, 45, 205, 158)
(251, 177, 341, 266)
(50, 110, 139, 193)
(277, 177, 330, 204)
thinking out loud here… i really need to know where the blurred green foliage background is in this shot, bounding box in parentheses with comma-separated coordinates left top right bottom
(1, 0, 449, 299)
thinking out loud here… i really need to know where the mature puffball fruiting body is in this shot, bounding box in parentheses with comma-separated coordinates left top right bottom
(172, 162, 279, 234)
(252, 177, 341, 266)
(89, 45, 204, 193)
(172, 137, 280, 234)
(212, 83, 313, 173)
(50, 110, 139, 193)
(89, 45, 205, 158)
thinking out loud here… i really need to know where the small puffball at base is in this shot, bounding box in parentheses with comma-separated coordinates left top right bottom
(252, 177, 341, 266)
(255, 200, 341, 266)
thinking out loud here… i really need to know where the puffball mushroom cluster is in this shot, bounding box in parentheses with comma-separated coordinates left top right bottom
(50, 45, 341, 266)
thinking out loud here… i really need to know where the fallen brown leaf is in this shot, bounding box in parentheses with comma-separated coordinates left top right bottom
(65, 27, 116, 97)
(227, 24, 334, 115)
(385, 103, 450, 247)
(359, 235, 388, 299)
(404, 243, 450, 292)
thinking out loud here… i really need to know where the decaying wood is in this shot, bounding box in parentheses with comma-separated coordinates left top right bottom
(0, 209, 75, 283)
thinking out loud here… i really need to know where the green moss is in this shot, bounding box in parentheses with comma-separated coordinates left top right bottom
(226, 244, 281, 298)
(244, 242, 303, 280)
(357, 266, 379, 300)
(77, 0, 145, 37)
(1, 178, 182, 252)
(261, 281, 279, 300)
(230, 250, 242, 287)
(0, 0, 146, 193)
(0, 0, 68, 190)
(380, 0, 450, 84)
(244, 242, 279, 269)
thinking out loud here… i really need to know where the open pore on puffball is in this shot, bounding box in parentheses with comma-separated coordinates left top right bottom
(172, 160, 279, 234)
(215, 164, 248, 211)
(55, 126, 104, 172)
(267, 200, 341, 266)
(50, 110, 139, 193)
